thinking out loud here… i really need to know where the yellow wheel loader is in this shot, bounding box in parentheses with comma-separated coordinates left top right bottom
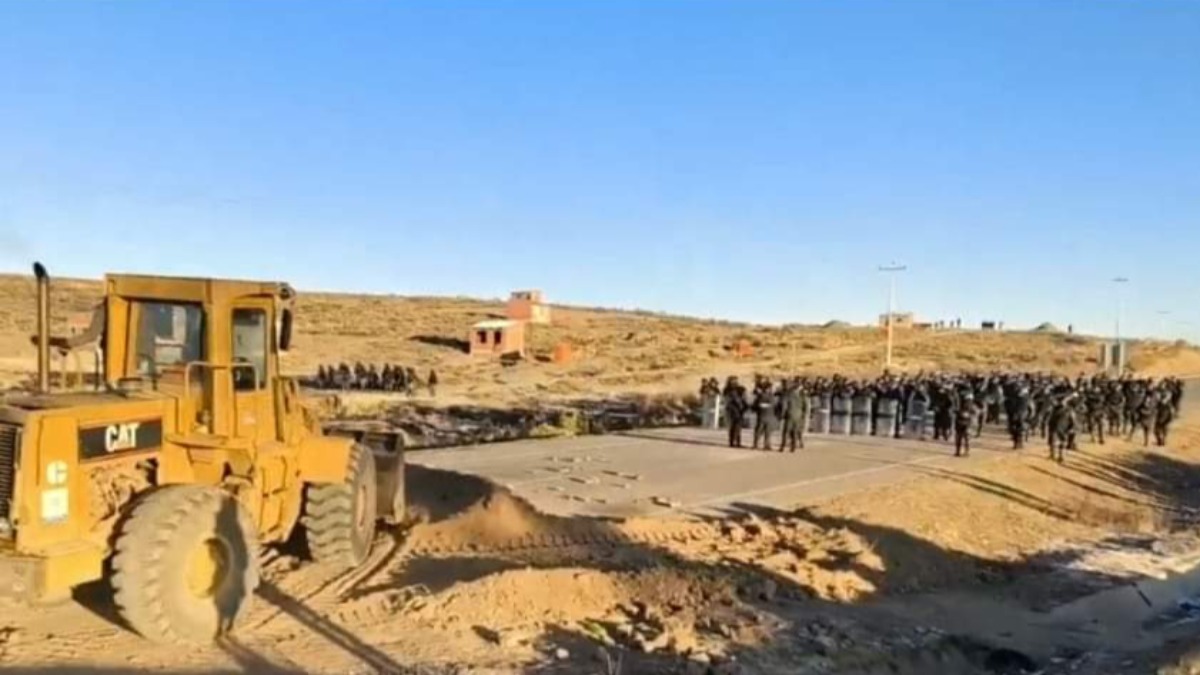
(0, 264, 405, 643)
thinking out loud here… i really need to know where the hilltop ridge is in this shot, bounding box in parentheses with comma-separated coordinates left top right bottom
(1, 273, 1194, 404)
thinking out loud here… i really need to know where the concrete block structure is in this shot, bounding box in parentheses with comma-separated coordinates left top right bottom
(878, 312, 915, 330)
(506, 290, 551, 324)
(469, 319, 526, 357)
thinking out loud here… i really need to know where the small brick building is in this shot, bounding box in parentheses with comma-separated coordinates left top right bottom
(469, 319, 526, 357)
(506, 290, 551, 325)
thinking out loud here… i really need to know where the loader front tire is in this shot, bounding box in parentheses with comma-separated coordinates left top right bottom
(303, 444, 377, 567)
(112, 485, 260, 644)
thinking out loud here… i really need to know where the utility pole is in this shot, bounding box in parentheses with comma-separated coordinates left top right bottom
(879, 263, 907, 371)
(1113, 276, 1128, 373)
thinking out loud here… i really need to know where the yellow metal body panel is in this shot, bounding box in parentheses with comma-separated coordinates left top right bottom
(42, 545, 105, 600)
(15, 398, 174, 554)
(298, 435, 354, 484)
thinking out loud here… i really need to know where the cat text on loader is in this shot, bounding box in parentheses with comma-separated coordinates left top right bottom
(0, 263, 405, 643)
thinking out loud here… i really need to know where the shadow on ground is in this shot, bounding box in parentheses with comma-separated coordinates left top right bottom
(313, 457, 1200, 674)
(409, 335, 470, 352)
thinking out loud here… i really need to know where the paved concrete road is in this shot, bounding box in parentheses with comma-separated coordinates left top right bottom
(409, 427, 1018, 519)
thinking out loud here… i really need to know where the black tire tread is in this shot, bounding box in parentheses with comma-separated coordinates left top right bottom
(302, 445, 374, 566)
(111, 485, 259, 644)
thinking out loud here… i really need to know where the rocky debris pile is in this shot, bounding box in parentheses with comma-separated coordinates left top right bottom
(324, 394, 700, 451)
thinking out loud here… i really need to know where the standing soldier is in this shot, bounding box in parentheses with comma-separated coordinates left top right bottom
(985, 377, 1004, 427)
(428, 369, 439, 397)
(974, 380, 989, 439)
(954, 392, 979, 457)
(1085, 384, 1106, 445)
(1105, 382, 1125, 437)
(316, 364, 329, 389)
(778, 378, 810, 452)
(1005, 383, 1030, 450)
(1048, 390, 1078, 463)
(1168, 378, 1184, 416)
(1032, 385, 1053, 439)
(724, 377, 748, 448)
(1154, 389, 1176, 447)
(1124, 381, 1146, 438)
(932, 384, 953, 442)
(751, 382, 779, 450)
(1130, 389, 1155, 447)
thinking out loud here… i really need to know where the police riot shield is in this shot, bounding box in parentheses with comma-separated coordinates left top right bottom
(701, 394, 721, 429)
(905, 399, 929, 438)
(808, 395, 829, 434)
(874, 398, 899, 437)
(830, 395, 851, 435)
(850, 396, 872, 435)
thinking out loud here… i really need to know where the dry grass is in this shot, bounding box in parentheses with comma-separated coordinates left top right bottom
(1, 273, 1197, 406)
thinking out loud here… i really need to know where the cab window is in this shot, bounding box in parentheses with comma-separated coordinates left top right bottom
(134, 302, 204, 377)
(232, 308, 268, 391)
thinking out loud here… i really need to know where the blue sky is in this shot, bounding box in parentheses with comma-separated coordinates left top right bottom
(1, 2, 1198, 339)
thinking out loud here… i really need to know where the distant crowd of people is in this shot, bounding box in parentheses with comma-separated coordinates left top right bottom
(700, 371, 1185, 463)
(311, 362, 439, 397)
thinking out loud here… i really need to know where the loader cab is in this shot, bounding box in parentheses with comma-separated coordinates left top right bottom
(101, 274, 297, 444)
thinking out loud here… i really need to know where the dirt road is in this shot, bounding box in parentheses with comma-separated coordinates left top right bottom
(410, 426, 1016, 519)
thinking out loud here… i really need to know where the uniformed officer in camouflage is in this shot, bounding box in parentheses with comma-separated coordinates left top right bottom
(1047, 388, 1078, 463)
(1004, 382, 1030, 450)
(778, 378, 810, 452)
(954, 392, 980, 457)
(1129, 386, 1156, 447)
(1084, 383, 1106, 445)
(1153, 388, 1176, 447)
(751, 382, 779, 450)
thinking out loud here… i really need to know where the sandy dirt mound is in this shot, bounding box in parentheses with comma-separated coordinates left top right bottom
(409, 568, 627, 628)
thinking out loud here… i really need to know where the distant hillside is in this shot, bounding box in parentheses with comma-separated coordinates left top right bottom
(1, 273, 1194, 404)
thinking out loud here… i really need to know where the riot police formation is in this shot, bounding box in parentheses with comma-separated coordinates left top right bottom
(700, 372, 1184, 461)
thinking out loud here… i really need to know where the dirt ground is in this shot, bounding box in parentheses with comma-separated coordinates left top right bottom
(0, 399, 1198, 673)
(5, 274, 1200, 673)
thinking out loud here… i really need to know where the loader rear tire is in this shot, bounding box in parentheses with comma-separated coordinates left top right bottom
(303, 444, 377, 568)
(111, 485, 260, 644)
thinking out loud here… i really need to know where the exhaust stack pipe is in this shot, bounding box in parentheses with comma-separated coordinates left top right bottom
(33, 262, 50, 394)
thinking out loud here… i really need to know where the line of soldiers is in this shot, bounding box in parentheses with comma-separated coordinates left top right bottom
(703, 375, 811, 452)
(313, 362, 439, 397)
(701, 372, 1185, 464)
